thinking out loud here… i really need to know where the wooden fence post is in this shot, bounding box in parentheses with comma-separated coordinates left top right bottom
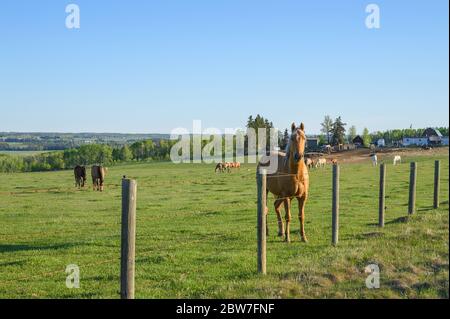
(121, 178, 137, 299)
(434, 160, 440, 209)
(378, 163, 386, 227)
(257, 168, 267, 275)
(408, 162, 417, 215)
(332, 164, 340, 246)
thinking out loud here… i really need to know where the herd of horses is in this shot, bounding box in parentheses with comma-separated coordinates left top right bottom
(215, 162, 241, 173)
(305, 157, 329, 169)
(70, 125, 405, 245)
(370, 154, 402, 166)
(74, 165, 108, 191)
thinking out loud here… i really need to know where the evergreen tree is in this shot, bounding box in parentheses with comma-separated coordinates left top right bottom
(331, 117, 347, 145)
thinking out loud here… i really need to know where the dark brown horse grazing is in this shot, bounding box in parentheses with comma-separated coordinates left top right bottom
(258, 122, 310, 243)
(215, 163, 225, 173)
(74, 165, 86, 188)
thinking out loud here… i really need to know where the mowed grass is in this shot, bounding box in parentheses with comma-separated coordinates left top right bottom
(0, 154, 448, 299)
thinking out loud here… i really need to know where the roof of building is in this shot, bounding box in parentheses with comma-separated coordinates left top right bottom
(422, 128, 443, 138)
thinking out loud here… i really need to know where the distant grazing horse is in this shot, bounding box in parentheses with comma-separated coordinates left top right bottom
(74, 165, 86, 188)
(223, 162, 232, 172)
(258, 122, 309, 243)
(91, 165, 107, 191)
(315, 158, 327, 169)
(371, 154, 378, 166)
(216, 162, 241, 173)
(330, 158, 338, 165)
(215, 163, 226, 173)
(393, 155, 402, 165)
(305, 158, 314, 169)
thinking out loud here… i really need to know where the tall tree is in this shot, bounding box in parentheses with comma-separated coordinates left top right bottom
(278, 128, 290, 150)
(348, 125, 357, 141)
(119, 145, 133, 161)
(321, 115, 333, 144)
(246, 114, 275, 151)
(362, 128, 371, 147)
(331, 117, 347, 145)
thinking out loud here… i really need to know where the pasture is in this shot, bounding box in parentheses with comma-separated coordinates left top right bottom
(0, 152, 448, 299)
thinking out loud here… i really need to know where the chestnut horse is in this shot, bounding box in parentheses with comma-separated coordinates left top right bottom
(258, 122, 309, 243)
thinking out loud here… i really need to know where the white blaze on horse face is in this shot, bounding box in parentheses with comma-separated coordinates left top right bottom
(65, 4, 80, 29)
(170, 128, 191, 163)
(365, 4, 380, 29)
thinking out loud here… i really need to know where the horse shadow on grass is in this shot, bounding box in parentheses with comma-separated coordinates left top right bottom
(366, 216, 410, 227)
(385, 216, 410, 225)
(0, 242, 82, 254)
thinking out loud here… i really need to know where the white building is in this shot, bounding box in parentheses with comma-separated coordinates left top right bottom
(402, 137, 429, 146)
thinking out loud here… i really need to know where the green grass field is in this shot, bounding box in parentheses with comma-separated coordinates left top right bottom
(0, 153, 448, 299)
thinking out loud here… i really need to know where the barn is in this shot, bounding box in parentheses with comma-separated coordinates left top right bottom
(422, 128, 443, 145)
(402, 128, 447, 146)
(306, 137, 320, 150)
(352, 135, 364, 147)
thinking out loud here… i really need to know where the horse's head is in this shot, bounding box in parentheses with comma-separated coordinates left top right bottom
(288, 122, 306, 164)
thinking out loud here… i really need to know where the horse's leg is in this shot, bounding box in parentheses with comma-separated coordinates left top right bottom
(283, 198, 291, 243)
(274, 199, 284, 237)
(297, 196, 308, 242)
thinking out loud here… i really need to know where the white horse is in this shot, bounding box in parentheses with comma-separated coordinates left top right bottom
(393, 155, 402, 165)
(315, 158, 327, 168)
(371, 154, 378, 166)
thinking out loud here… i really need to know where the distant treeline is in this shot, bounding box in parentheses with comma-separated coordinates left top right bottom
(1, 126, 449, 173)
(0, 132, 171, 152)
(0, 140, 176, 173)
(369, 127, 449, 143)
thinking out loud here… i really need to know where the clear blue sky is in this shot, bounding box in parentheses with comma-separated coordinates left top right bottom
(0, 0, 448, 134)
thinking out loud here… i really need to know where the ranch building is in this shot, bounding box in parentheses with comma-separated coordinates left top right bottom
(306, 137, 320, 150)
(422, 128, 443, 145)
(352, 135, 364, 147)
(402, 128, 448, 146)
(402, 137, 429, 147)
(376, 139, 386, 147)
